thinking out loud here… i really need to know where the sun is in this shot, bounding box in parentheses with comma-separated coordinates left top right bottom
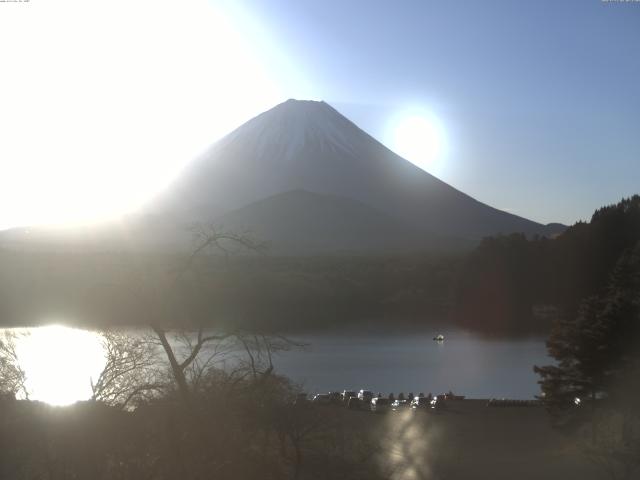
(15, 325, 107, 406)
(0, 0, 285, 230)
(392, 113, 446, 174)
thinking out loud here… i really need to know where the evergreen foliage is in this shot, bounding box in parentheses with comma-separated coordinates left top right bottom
(454, 195, 640, 333)
(534, 242, 640, 418)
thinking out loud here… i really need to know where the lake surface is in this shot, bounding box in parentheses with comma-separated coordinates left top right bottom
(273, 328, 549, 399)
(1, 325, 550, 404)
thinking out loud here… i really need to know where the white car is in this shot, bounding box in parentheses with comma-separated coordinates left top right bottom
(371, 397, 390, 413)
(391, 399, 409, 411)
(358, 390, 373, 402)
(341, 390, 357, 402)
(410, 396, 431, 410)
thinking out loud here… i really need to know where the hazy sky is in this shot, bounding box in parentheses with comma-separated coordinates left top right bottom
(243, 0, 640, 225)
(0, 0, 638, 228)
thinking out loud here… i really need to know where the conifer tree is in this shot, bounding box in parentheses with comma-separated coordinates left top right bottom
(534, 242, 640, 421)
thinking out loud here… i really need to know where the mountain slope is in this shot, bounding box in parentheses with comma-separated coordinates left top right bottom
(153, 99, 564, 240)
(215, 189, 472, 254)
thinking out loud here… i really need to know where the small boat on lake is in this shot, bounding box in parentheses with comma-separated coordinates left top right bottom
(433, 334, 444, 342)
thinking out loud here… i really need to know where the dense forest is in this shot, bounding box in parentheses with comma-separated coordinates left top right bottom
(453, 195, 640, 334)
(0, 247, 458, 331)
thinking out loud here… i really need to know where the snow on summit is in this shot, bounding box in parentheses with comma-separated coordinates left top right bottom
(215, 99, 359, 162)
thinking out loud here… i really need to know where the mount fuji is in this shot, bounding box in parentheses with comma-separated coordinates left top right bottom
(147, 99, 563, 252)
(2, 99, 564, 253)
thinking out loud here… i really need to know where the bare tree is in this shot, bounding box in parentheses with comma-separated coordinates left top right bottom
(89, 224, 299, 410)
(145, 225, 270, 402)
(185, 222, 267, 266)
(236, 332, 305, 380)
(275, 402, 334, 480)
(150, 325, 234, 403)
(0, 330, 28, 399)
(91, 329, 166, 409)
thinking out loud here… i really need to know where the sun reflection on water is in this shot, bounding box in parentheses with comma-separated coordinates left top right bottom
(14, 325, 107, 406)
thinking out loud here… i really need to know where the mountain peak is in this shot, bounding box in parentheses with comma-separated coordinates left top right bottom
(213, 98, 359, 163)
(268, 98, 340, 119)
(268, 98, 339, 118)
(283, 98, 327, 105)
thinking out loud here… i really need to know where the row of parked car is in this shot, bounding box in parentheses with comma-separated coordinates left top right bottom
(487, 398, 541, 407)
(301, 389, 465, 413)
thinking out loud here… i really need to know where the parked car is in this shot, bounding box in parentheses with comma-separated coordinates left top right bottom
(371, 397, 390, 413)
(328, 391, 342, 403)
(341, 390, 357, 403)
(410, 396, 431, 410)
(358, 390, 373, 402)
(391, 399, 409, 411)
(487, 398, 540, 407)
(312, 393, 331, 405)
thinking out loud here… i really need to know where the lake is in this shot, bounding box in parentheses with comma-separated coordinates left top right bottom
(1, 325, 550, 404)
(274, 328, 549, 399)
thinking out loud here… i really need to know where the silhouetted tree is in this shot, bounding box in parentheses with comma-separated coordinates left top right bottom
(535, 242, 640, 431)
(91, 329, 165, 408)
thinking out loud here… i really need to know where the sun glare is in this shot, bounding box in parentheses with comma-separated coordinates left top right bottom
(15, 325, 106, 406)
(392, 112, 447, 174)
(0, 0, 285, 230)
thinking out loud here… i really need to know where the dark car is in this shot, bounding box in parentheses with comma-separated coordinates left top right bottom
(328, 391, 342, 403)
(312, 393, 332, 405)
